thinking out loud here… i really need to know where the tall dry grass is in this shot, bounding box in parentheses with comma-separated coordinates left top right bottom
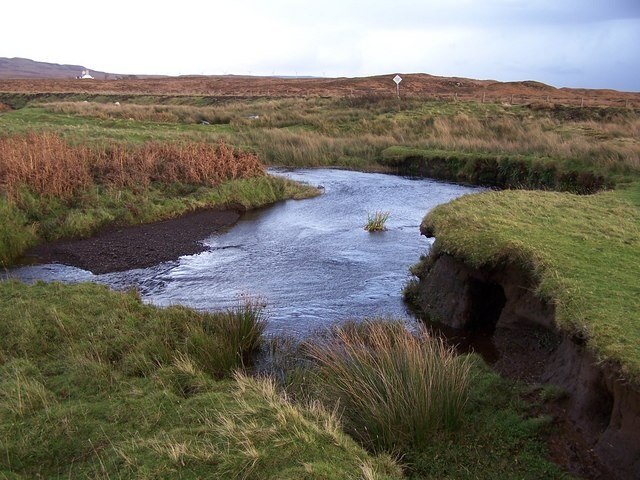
(35, 99, 640, 173)
(304, 319, 472, 452)
(0, 133, 265, 202)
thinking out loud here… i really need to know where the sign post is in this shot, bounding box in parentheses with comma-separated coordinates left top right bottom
(393, 75, 402, 99)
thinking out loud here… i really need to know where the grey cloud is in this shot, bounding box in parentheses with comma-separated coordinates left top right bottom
(254, 0, 640, 29)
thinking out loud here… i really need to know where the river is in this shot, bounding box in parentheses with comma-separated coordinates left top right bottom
(9, 169, 481, 336)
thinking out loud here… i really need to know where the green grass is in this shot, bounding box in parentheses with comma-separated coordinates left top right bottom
(420, 184, 640, 382)
(364, 211, 391, 232)
(0, 175, 318, 266)
(267, 321, 564, 479)
(308, 320, 469, 451)
(302, 320, 472, 452)
(0, 107, 230, 145)
(0, 281, 401, 479)
(0, 281, 563, 479)
(404, 359, 565, 479)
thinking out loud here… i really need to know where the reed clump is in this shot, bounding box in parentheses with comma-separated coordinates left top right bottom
(0, 132, 265, 203)
(364, 211, 390, 232)
(303, 319, 472, 451)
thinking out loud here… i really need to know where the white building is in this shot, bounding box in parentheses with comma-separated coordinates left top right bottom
(77, 69, 94, 79)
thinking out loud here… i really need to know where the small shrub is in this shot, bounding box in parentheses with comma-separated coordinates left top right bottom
(364, 211, 390, 232)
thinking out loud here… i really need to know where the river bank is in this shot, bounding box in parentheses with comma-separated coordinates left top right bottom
(3, 92, 639, 477)
(405, 184, 640, 478)
(21, 208, 241, 274)
(0, 133, 319, 268)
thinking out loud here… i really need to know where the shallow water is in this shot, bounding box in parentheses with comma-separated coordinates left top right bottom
(9, 169, 481, 336)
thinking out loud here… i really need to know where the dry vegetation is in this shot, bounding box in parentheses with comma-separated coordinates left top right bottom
(30, 99, 640, 176)
(0, 132, 265, 202)
(1, 74, 638, 107)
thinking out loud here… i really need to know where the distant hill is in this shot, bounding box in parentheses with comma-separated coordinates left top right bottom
(0, 58, 637, 107)
(0, 57, 124, 79)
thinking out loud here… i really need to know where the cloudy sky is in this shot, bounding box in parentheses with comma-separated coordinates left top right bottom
(2, 0, 639, 90)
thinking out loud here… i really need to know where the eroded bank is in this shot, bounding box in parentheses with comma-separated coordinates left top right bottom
(407, 250, 640, 479)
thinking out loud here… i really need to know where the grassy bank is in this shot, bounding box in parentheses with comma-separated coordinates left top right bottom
(417, 183, 640, 382)
(0, 281, 401, 479)
(381, 146, 608, 193)
(0, 282, 563, 479)
(0, 133, 317, 266)
(267, 320, 563, 479)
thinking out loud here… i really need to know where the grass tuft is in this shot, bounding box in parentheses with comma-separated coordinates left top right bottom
(304, 319, 472, 451)
(364, 211, 390, 232)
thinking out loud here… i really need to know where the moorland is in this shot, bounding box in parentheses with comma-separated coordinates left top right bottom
(1, 74, 639, 479)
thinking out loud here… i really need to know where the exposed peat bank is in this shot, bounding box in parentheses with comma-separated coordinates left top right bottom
(409, 251, 639, 479)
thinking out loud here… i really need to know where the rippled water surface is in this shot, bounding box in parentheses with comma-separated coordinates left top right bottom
(10, 169, 481, 336)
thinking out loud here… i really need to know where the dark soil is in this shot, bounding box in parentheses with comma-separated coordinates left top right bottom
(23, 208, 241, 274)
(411, 253, 637, 479)
(492, 329, 615, 479)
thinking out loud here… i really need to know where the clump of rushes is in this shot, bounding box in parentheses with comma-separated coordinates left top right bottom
(364, 211, 390, 232)
(304, 319, 472, 452)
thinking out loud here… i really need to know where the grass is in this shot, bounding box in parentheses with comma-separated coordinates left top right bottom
(0, 282, 563, 478)
(364, 211, 391, 232)
(0, 175, 317, 267)
(380, 146, 608, 193)
(1, 98, 638, 181)
(403, 359, 565, 479)
(0, 281, 401, 479)
(418, 184, 640, 382)
(266, 320, 564, 479)
(302, 320, 471, 452)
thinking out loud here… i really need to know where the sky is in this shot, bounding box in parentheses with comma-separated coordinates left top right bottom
(1, 0, 639, 91)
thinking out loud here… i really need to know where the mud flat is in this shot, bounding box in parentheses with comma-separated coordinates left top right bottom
(22, 208, 241, 274)
(409, 248, 640, 479)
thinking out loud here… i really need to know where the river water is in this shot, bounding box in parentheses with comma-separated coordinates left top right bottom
(9, 169, 481, 336)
